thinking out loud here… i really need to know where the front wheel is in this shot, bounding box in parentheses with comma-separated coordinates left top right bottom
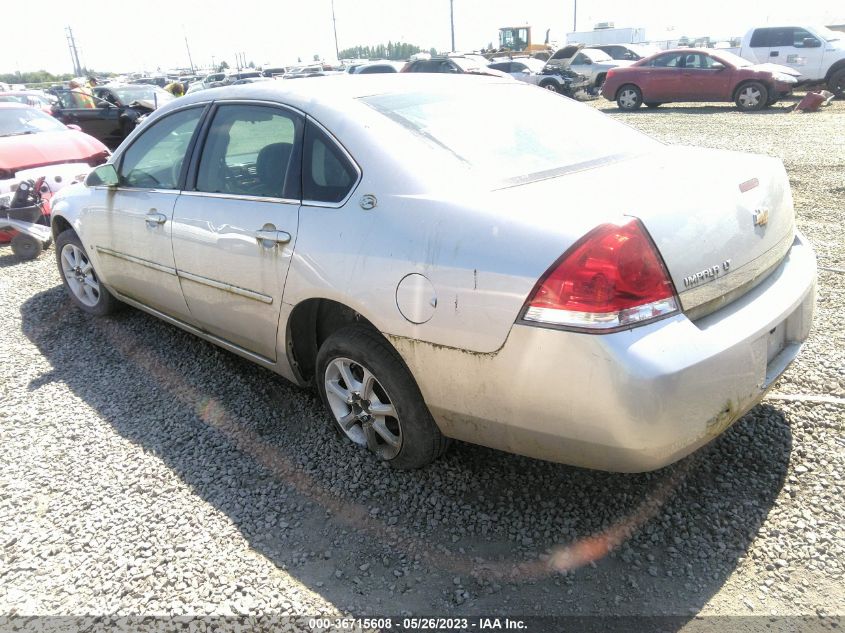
(55, 229, 119, 315)
(316, 325, 448, 469)
(828, 68, 845, 98)
(735, 82, 769, 111)
(616, 85, 643, 110)
(539, 80, 562, 94)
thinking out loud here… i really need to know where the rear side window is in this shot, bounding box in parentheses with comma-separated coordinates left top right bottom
(649, 53, 684, 68)
(195, 104, 302, 199)
(749, 28, 772, 47)
(302, 122, 358, 204)
(119, 107, 204, 189)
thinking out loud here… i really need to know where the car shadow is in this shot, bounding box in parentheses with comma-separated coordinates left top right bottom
(20, 286, 793, 624)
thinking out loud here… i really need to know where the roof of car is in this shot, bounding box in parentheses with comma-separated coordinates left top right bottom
(170, 73, 514, 110)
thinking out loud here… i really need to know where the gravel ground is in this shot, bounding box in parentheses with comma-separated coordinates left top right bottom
(0, 94, 843, 628)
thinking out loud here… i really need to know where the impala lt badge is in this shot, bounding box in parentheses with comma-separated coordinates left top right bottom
(753, 207, 770, 226)
(683, 260, 732, 288)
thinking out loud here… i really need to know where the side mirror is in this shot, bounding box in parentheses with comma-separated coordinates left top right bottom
(520, 69, 531, 74)
(711, 62, 726, 70)
(802, 37, 821, 48)
(85, 163, 118, 188)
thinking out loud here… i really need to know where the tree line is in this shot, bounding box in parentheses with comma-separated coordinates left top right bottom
(337, 42, 435, 61)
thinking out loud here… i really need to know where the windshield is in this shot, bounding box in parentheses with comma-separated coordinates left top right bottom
(712, 51, 752, 67)
(451, 58, 484, 71)
(583, 49, 613, 63)
(111, 86, 174, 105)
(362, 84, 657, 184)
(0, 107, 67, 136)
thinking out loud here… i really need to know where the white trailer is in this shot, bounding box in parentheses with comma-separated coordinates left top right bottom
(566, 27, 647, 46)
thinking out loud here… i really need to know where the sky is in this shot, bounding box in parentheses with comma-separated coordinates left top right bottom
(2, 0, 843, 75)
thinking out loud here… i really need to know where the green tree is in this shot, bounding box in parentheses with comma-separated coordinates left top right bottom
(338, 41, 426, 61)
(218, 60, 229, 72)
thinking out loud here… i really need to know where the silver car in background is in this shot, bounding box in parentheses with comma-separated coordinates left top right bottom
(50, 75, 816, 471)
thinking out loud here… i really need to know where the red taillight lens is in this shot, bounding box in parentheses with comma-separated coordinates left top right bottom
(523, 218, 679, 331)
(606, 69, 616, 79)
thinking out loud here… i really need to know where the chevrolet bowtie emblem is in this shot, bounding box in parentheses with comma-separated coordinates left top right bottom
(753, 208, 769, 226)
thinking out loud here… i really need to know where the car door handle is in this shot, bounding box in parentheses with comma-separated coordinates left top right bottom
(255, 229, 291, 246)
(770, 51, 779, 57)
(145, 211, 167, 226)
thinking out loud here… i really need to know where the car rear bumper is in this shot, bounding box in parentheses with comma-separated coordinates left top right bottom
(390, 231, 816, 472)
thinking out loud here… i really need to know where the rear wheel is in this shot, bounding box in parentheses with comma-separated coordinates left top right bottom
(617, 85, 643, 110)
(316, 325, 448, 469)
(10, 233, 42, 261)
(735, 81, 768, 111)
(56, 229, 119, 315)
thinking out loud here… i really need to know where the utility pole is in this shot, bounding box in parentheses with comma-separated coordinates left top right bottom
(65, 26, 82, 76)
(331, 0, 340, 61)
(573, 0, 577, 32)
(183, 28, 195, 73)
(450, 0, 455, 52)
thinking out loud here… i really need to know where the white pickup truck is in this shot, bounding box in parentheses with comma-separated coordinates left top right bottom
(728, 25, 845, 96)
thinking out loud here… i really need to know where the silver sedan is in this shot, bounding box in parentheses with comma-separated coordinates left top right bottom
(50, 75, 816, 471)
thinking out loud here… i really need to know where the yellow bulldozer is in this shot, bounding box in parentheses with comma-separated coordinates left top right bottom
(487, 26, 554, 60)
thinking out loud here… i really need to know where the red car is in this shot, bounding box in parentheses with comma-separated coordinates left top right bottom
(0, 91, 55, 116)
(601, 49, 800, 111)
(0, 103, 110, 244)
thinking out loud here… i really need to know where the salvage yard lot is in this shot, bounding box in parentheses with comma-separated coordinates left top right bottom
(0, 93, 843, 622)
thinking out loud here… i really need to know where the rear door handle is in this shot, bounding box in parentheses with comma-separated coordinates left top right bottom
(145, 210, 167, 226)
(770, 51, 779, 57)
(255, 229, 292, 246)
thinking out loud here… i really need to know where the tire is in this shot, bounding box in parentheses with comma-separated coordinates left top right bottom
(616, 85, 643, 110)
(539, 79, 562, 94)
(55, 229, 119, 316)
(316, 324, 449, 469)
(645, 102, 663, 108)
(829, 68, 845, 99)
(11, 233, 42, 261)
(735, 81, 769, 111)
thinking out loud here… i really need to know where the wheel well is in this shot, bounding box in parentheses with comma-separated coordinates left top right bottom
(595, 73, 607, 87)
(286, 298, 378, 384)
(825, 60, 845, 82)
(51, 215, 73, 240)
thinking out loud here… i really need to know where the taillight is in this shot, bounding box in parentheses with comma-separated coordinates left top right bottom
(606, 69, 616, 80)
(522, 218, 679, 331)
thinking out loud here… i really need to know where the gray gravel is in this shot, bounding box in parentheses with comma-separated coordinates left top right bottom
(0, 94, 843, 622)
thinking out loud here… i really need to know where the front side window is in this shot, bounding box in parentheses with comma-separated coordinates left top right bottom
(119, 107, 203, 189)
(792, 28, 819, 47)
(195, 104, 302, 199)
(303, 122, 358, 204)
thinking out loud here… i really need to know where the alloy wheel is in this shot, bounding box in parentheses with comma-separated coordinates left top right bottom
(60, 243, 101, 307)
(619, 89, 639, 109)
(324, 357, 402, 459)
(738, 86, 762, 108)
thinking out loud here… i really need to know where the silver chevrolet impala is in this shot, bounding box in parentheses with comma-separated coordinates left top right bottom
(50, 75, 816, 471)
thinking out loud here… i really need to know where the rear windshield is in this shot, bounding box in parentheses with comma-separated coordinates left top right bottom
(361, 84, 656, 184)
